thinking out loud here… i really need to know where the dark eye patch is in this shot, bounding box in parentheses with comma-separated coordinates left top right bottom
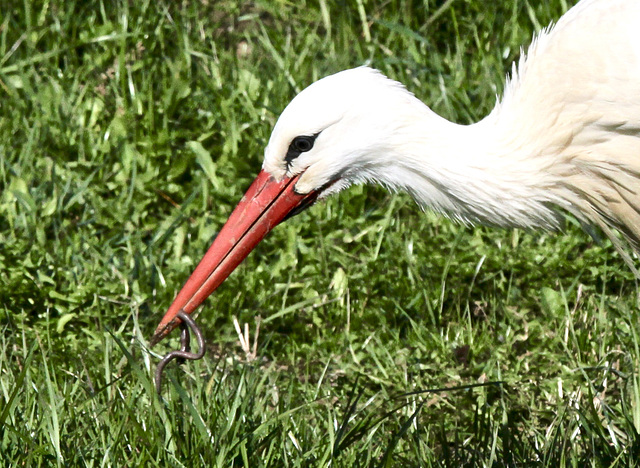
(285, 133, 320, 169)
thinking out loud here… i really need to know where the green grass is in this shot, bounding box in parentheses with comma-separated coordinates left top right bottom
(1, 0, 640, 465)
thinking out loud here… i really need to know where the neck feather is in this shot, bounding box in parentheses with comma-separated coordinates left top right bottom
(373, 106, 568, 230)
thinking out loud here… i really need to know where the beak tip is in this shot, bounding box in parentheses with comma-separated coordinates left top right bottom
(149, 330, 165, 347)
(149, 318, 178, 346)
(149, 332, 162, 347)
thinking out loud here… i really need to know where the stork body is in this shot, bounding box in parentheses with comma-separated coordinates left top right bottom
(153, 0, 640, 343)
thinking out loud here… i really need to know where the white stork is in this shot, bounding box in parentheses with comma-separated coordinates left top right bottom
(152, 0, 640, 343)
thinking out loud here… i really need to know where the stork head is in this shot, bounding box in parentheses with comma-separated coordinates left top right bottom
(151, 67, 422, 343)
(264, 67, 423, 199)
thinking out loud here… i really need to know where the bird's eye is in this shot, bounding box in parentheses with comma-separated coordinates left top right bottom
(292, 136, 315, 152)
(285, 133, 320, 169)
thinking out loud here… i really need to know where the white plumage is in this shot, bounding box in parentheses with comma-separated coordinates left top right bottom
(154, 0, 640, 342)
(263, 0, 640, 269)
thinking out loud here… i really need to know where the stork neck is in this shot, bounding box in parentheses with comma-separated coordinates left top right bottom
(382, 106, 563, 230)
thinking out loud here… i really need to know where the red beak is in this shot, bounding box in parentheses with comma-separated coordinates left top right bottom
(150, 169, 321, 345)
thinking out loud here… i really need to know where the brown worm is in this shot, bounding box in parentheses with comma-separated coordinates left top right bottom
(154, 310, 205, 394)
